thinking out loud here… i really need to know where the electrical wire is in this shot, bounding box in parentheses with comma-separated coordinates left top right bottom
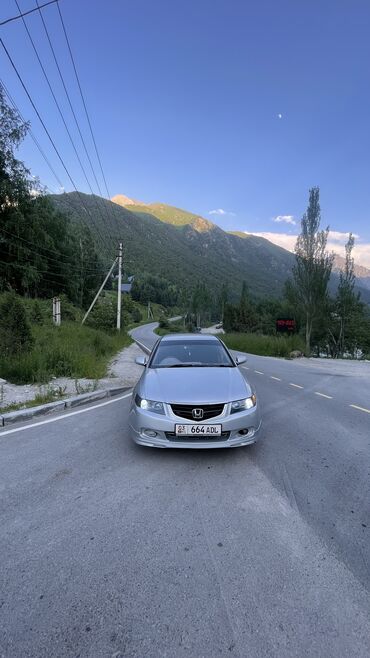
(35, 2, 106, 202)
(0, 0, 57, 26)
(1, 78, 115, 261)
(0, 37, 112, 255)
(35, 0, 116, 234)
(56, 0, 112, 202)
(0, 230, 111, 274)
(12, 1, 114, 251)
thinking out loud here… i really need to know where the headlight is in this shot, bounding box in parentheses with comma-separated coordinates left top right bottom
(230, 394, 256, 413)
(135, 394, 165, 415)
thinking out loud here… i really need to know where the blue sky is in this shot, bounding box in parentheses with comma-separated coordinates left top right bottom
(1, 0, 370, 265)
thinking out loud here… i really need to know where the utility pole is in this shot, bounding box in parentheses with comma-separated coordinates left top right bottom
(81, 258, 117, 325)
(117, 242, 123, 331)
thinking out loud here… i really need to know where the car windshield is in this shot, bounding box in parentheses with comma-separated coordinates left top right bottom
(150, 339, 234, 368)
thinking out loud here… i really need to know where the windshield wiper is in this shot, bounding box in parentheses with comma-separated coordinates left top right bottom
(188, 363, 232, 367)
(168, 363, 202, 368)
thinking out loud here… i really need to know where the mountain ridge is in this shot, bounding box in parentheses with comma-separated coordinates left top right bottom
(50, 192, 370, 304)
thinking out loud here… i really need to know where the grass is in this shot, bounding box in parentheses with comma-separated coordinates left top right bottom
(222, 333, 305, 358)
(0, 322, 132, 385)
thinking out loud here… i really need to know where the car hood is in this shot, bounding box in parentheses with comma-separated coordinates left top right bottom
(140, 367, 252, 404)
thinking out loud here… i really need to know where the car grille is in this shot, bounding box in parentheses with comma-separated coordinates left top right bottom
(165, 431, 230, 442)
(171, 403, 224, 421)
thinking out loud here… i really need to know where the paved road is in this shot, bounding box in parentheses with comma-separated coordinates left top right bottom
(128, 321, 160, 352)
(1, 327, 370, 657)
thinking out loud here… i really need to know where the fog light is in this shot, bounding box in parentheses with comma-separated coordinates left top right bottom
(238, 428, 249, 436)
(143, 429, 158, 438)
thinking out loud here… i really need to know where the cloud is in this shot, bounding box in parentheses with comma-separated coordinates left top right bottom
(247, 231, 370, 269)
(250, 232, 297, 252)
(209, 208, 236, 216)
(327, 230, 360, 242)
(273, 215, 296, 225)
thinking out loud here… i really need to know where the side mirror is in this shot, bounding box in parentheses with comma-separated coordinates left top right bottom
(235, 354, 247, 365)
(135, 355, 148, 367)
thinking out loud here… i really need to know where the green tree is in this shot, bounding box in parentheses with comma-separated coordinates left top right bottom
(218, 283, 229, 322)
(237, 281, 258, 332)
(0, 293, 33, 357)
(87, 297, 116, 332)
(285, 187, 334, 355)
(191, 282, 212, 327)
(223, 303, 238, 332)
(0, 86, 103, 305)
(335, 234, 358, 356)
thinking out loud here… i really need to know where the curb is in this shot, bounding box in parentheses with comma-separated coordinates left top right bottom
(128, 334, 152, 355)
(0, 386, 130, 428)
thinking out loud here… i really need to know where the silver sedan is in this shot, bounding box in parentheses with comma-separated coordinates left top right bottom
(129, 334, 261, 449)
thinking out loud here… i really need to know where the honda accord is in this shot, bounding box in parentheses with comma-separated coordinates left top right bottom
(129, 334, 261, 449)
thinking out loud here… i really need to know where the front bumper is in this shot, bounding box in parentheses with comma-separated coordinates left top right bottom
(129, 402, 261, 449)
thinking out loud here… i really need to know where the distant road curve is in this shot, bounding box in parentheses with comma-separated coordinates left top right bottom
(129, 316, 182, 353)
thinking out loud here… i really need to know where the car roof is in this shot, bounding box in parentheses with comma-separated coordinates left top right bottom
(160, 333, 220, 342)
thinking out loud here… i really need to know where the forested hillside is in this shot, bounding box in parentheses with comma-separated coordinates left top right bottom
(51, 192, 295, 300)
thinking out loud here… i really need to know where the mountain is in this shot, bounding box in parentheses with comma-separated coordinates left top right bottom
(333, 254, 370, 291)
(110, 194, 145, 207)
(49, 192, 370, 304)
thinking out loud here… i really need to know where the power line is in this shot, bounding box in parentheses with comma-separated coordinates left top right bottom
(1, 229, 111, 274)
(12, 2, 113, 251)
(0, 0, 58, 26)
(35, 2, 103, 199)
(0, 257, 75, 293)
(1, 77, 115, 255)
(0, 36, 112, 255)
(0, 247, 107, 280)
(1, 78, 64, 190)
(34, 0, 116, 235)
(53, 1, 121, 238)
(56, 0, 111, 201)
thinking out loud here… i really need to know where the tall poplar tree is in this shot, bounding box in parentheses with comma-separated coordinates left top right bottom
(286, 187, 334, 355)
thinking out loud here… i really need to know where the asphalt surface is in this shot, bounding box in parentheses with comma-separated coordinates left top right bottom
(1, 325, 370, 657)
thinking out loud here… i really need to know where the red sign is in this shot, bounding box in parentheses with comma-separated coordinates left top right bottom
(276, 318, 296, 333)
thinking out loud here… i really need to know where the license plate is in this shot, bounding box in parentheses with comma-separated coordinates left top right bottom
(175, 424, 222, 436)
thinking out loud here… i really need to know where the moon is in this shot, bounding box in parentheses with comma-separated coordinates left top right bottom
(278, 113, 283, 119)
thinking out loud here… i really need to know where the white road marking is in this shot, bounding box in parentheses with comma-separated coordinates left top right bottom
(315, 392, 333, 399)
(254, 370, 264, 375)
(0, 392, 132, 437)
(242, 366, 250, 370)
(133, 338, 151, 354)
(270, 376, 282, 381)
(289, 383, 304, 389)
(350, 404, 370, 415)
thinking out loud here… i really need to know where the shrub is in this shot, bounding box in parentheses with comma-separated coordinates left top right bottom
(0, 292, 33, 357)
(132, 307, 142, 323)
(87, 298, 116, 331)
(159, 316, 170, 329)
(29, 299, 44, 324)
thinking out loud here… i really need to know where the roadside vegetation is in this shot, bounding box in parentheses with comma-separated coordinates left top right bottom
(155, 317, 187, 336)
(222, 333, 305, 359)
(0, 293, 132, 385)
